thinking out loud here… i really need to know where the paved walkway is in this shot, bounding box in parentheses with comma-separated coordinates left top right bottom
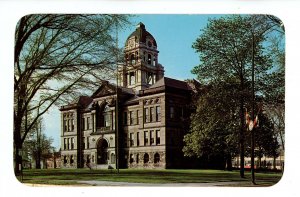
(76, 180, 243, 187)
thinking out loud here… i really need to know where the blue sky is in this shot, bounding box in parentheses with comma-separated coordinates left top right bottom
(45, 14, 223, 149)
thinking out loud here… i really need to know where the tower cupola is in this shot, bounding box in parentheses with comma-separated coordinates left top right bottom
(118, 23, 164, 91)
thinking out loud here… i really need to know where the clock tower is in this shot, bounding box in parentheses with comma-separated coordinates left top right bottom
(118, 22, 164, 91)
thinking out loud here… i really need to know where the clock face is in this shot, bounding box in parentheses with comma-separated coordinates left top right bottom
(147, 41, 152, 47)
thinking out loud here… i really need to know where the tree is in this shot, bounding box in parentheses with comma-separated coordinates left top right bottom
(243, 112, 279, 168)
(22, 122, 54, 169)
(183, 79, 241, 170)
(21, 117, 55, 169)
(14, 14, 131, 173)
(189, 15, 283, 177)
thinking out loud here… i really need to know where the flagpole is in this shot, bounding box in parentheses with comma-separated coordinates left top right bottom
(251, 32, 256, 185)
(115, 21, 120, 174)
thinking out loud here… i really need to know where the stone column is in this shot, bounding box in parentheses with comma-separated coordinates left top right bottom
(92, 110, 96, 133)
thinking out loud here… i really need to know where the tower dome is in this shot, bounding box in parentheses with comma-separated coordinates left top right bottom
(119, 22, 164, 91)
(125, 22, 157, 49)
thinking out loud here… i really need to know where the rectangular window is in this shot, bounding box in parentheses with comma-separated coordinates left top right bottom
(130, 133, 134, 147)
(87, 136, 90, 149)
(67, 120, 71, 132)
(82, 118, 85, 130)
(144, 108, 149, 123)
(144, 131, 149, 146)
(104, 114, 110, 127)
(150, 130, 154, 145)
(156, 106, 161, 121)
(71, 119, 75, 131)
(179, 107, 184, 118)
(156, 130, 160, 145)
(112, 111, 115, 130)
(123, 112, 128, 125)
(64, 120, 68, 132)
(129, 111, 134, 125)
(137, 132, 140, 146)
(71, 138, 75, 149)
(170, 106, 175, 119)
(64, 138, 67, 150)
(150, 107, 154, 122)
(67, 138, 70, 150)
(136, 110, 139, 125)
(87, 117, 90, 130)
(82, 137, 85, 149)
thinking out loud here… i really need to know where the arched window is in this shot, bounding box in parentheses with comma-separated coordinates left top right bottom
(153, 57, 156, 66)
(144, 153, 149, 163)
(129, 154, 134, 164)
(147, 54, 152, 65)
(70, 155, 74, 164)
(86, 155, 91, 163)
(97, 139, 108, 164)
(64, 156, 67, 164)
(147, 72, 153, 84)
(129, 72, 135, 85)
(154, 153, 160, 163)
(111, 153, 115, 164)
(130, 54, 135, 65)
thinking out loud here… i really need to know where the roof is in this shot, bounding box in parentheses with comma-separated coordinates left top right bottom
(60, 96, 93, 111)
(149, 77, 192, 91)
(126, 22, 157, 47)
(92, 81, 135, 99)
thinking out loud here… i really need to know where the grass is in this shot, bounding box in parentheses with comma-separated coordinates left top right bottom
(17, 168, 282, 186)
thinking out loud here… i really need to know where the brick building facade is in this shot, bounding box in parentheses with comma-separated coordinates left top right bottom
(60, 23, 196, 169)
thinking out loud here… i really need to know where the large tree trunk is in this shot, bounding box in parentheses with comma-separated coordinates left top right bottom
(14, 118, 23, 174)
(273, 156, 277, 170)
(258, 156, 262, 169)
(226, 153, 233, 171)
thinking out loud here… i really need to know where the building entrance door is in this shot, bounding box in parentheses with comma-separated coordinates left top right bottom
(97, 139, 108, 164)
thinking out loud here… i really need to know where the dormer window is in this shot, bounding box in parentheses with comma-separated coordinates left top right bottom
(147, 41, 152, 47)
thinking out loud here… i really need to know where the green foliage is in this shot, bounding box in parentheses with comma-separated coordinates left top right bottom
(183, 80, 240, 160)
(254, 113, 280, 158)
(184, 15, 284, 168)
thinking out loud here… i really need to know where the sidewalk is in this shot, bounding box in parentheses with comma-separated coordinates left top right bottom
(76, 180, 245, 187)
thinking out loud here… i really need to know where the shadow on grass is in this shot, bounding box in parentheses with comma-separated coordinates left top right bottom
(19, 168, 282, 186)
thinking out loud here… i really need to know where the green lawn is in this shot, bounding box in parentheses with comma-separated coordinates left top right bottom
(17, 168, 282, 186)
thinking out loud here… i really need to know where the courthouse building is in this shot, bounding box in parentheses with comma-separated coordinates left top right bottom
(60, 23, 198, 169)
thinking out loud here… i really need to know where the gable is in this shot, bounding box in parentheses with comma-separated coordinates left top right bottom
(91, 83, 116, 98)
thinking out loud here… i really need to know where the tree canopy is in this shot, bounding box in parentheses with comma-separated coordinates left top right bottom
(14, 14, 131, 173)
(184, 15, 284, 173)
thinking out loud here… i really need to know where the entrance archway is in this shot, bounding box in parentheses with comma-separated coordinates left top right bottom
(97, 139, 108, 164)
